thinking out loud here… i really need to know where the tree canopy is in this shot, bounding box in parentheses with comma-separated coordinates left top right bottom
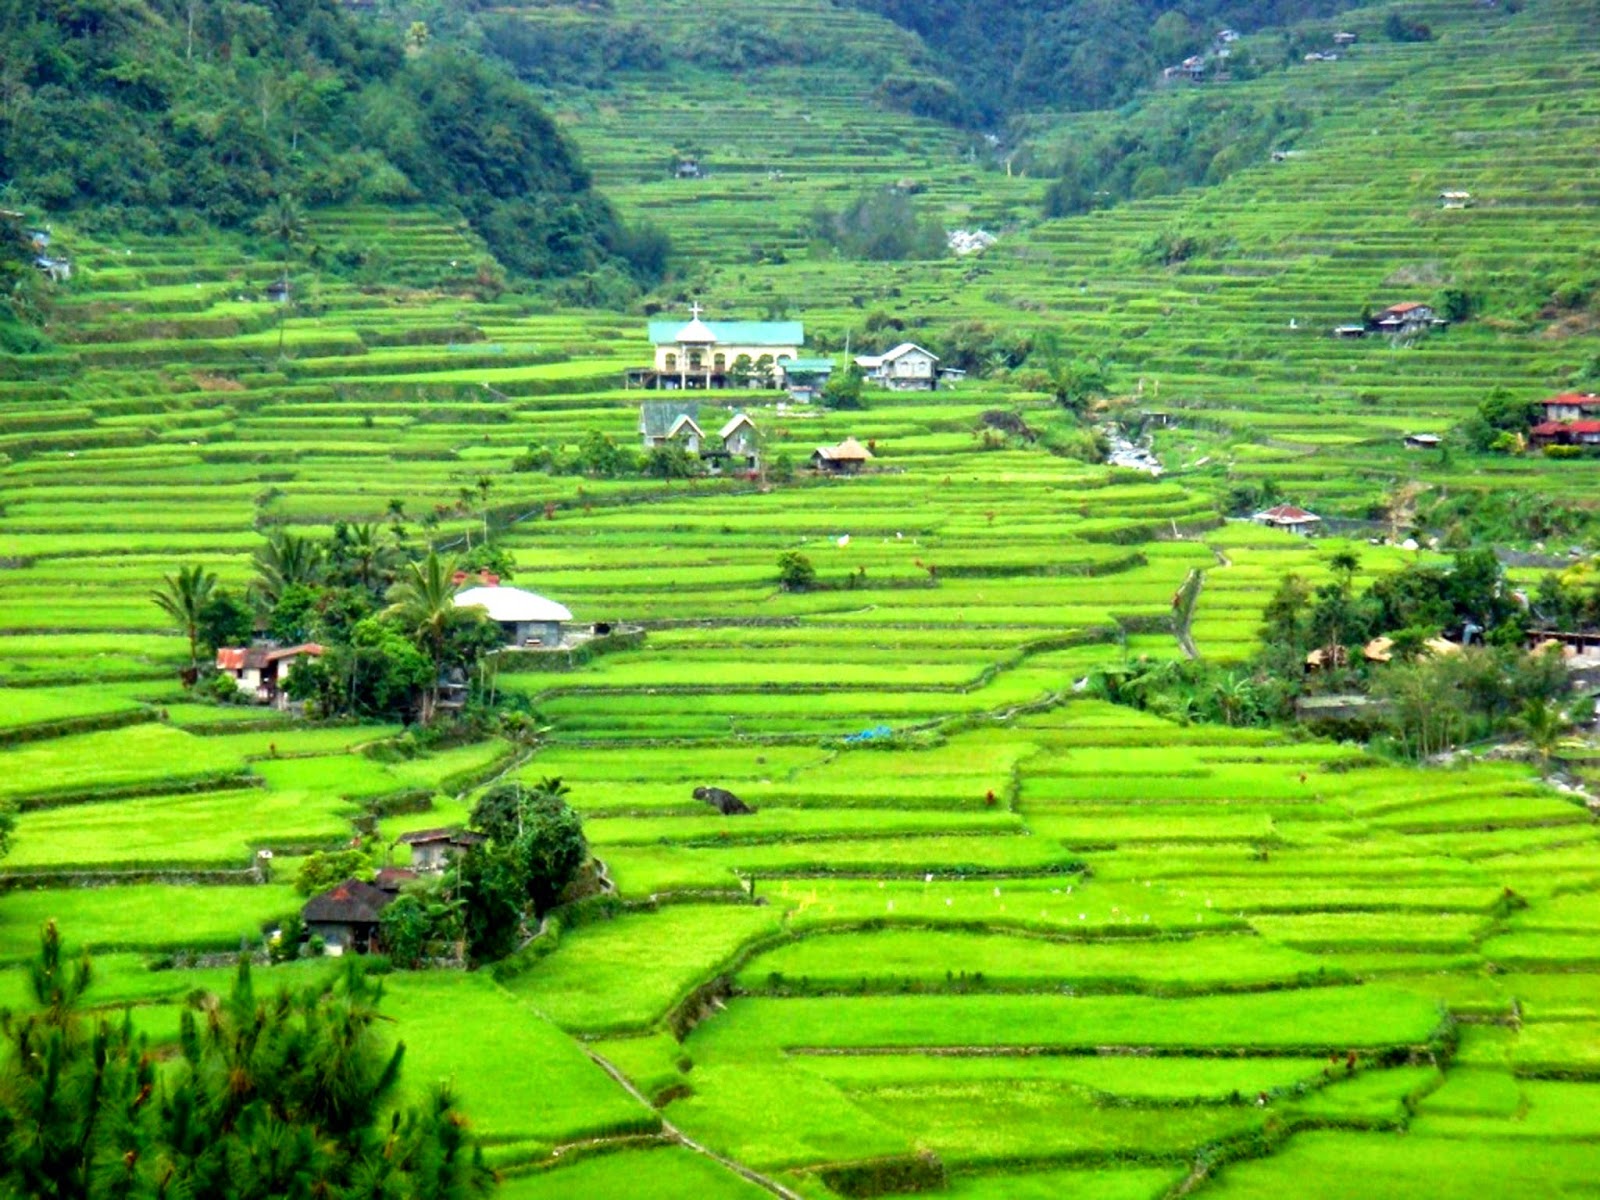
(0, 0, 664, 286)
(0, 921, 492, 1199)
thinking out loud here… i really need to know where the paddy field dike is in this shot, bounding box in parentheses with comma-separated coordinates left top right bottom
(3, 0, 1600, 1195)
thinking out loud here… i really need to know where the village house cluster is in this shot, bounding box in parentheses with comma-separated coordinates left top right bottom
(627, 307, 961, 399)
(1529, 392, 1600, 449)
(625, 305, 835, 398)
(302, 827, 484, 954)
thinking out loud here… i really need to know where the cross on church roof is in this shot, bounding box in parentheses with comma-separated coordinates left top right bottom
(689, 301, 704, 319)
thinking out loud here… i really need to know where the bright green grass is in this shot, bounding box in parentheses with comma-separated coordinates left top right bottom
(0, 723, 247, 801)
(380, 973, 654, 1148)
(0, 883, 300, 960)
(736, 928, 1339, 994)
(501, 904, 784, 1033)
(1199, 1131, 1600, 1199)
(497, 1146, 770, 1200)
(941, 1166, 1179, 1200)
(688, 986, 1445, 1055)
(3, 784, 354, 869)
(0, 684, 147, 731)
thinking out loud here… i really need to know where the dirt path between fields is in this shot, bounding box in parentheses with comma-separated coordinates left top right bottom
(583, 1047, 807, 1200)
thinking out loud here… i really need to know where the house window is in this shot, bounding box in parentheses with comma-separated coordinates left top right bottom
(714, 353, 726, 372)
(665, 353, 678, 370)
(690, 351, 704, 370)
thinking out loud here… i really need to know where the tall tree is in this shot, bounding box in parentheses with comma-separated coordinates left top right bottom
(153, 563, 218, 677)
(1513, 697, 1574, 778)
(252, 530, 326, 608)
(0, 926, 494, 1199)
(385, 552, 471, 723)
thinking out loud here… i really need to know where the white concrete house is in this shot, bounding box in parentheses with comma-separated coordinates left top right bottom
(454, 584, 573, 648)
(855, 343, 940, 391)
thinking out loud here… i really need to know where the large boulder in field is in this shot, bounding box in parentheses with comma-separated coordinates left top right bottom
(693, 785, 753, 815)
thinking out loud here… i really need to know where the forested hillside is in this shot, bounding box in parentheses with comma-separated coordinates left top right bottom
(847, 0, 1356, 120)
(0, 0, 661, 285)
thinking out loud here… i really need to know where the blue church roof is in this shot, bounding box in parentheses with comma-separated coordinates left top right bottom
(648, 320, 804, 347)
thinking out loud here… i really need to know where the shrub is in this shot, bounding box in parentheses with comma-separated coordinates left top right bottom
(777, 551, 816, 592)
(295, 847, 373, 897)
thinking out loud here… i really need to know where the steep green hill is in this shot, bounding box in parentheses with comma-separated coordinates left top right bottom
(0, 0, 659, 289)
(4, 3, 1600, 1198)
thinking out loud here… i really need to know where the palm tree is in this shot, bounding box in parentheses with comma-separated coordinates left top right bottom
(476, 475, 494, 545)
(1514, 697, 1574, 778)
(253, 195, 306, 356)
(153, 563, 217, 680)
(385, 551, 467, 724)
(1328, 549, 1361, 595)
(256, 194, 306, 271)
(252, 530, 325, 608)
(344, 523, 391, 593)
(1212, 672, 1259, 727)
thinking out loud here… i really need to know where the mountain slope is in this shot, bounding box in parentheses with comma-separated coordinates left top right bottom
(0, 0, 656, 287)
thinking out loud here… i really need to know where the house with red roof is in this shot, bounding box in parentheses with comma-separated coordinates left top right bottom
(215, 643, 323, 708)
(1252, 504, 1322, 536)
(1530, 419, 1600, 449)
(1540, 392, 1600, 423)
(1373, 302, 1436, 335)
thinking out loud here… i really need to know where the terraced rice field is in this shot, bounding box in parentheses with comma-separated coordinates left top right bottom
(4, 0, 1600, 1194)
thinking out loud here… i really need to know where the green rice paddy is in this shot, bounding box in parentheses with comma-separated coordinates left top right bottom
(4, 0, 1600, 1193)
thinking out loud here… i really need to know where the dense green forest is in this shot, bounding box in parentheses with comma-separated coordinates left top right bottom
(0, 0, 663, 285)
(846, 0, 1354, 121)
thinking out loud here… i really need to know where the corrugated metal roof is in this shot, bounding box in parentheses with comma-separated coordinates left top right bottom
(647, 320, 804, 346)
(639, 400, 698, 438)
(454, 586, 572, 624)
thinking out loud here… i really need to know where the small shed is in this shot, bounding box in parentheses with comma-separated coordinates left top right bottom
(1364, 635, 1460, 663)
(1252, 504, 1321, 536)
(265, 278, 290, 303)
(454, 583, 573, 648)
(1305, 645, 1349, 671)
(1333, 30, 1358, 45)
(302, 879, 393, 955)
(811, 437, 874, 475)
(396, 827, 486, 872)
(1403, 433, 1442, 449)
(780, 357, 835, 397)
(34, 255, 71, 283)
(1439, 190, 1472, 209)
(713, 412, 760, 472)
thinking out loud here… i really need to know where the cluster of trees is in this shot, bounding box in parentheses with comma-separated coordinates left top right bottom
(381, 779, 588, 966)
(847, 0, 1347, 121)
(1260, 549, 1523, 673)
(0, 922, 492, 1198)
(0, 213, 53, 349)
(1044, 94, 1311, 218)
(1533, 559, 1600, 631)
(154, 516, 510, 723)
(0, 0, 665, 288)
(808, 190, 946, 262)
(1096, 549, 1576, 760)
(1460, 388, 1539, 453)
